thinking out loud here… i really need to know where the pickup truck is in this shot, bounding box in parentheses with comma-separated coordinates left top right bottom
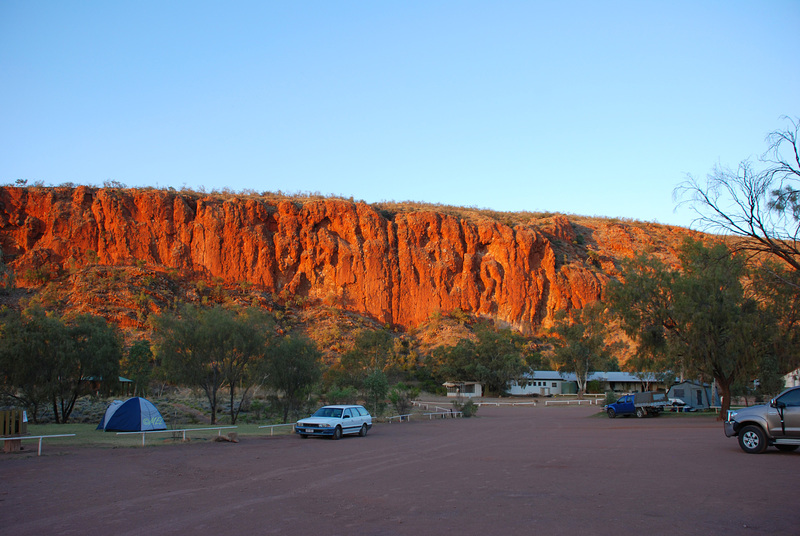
(724, 386, 800, 454)
(606, 391, 668, 418)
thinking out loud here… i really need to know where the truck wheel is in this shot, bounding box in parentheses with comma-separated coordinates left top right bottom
(775, 444, 798, 452)
(738, 425, 767, 454)
(607, 408, 616, 419)
(635, 407, 645, 418)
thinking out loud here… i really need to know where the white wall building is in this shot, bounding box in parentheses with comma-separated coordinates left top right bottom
(508, 371, 666, 396)
(507, 372, 574, 396)
(443, 381, 483, 398)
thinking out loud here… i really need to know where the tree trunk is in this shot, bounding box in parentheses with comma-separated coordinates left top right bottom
(61, 389, 79, 423)
(229, 385, 236, 424)
(231, 385, 251, 425)
(52, 398, 61, 424)
(715, 376, 732, 421)
(204, 385, 218, 425)
(577, 374, 587, 399)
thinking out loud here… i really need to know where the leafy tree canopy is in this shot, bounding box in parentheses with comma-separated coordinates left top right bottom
(433, 322, 529, 395)
(153, 304, 272, 424)
(0, 307, 121, 423)
(263, 335, 322, 423)
(546, 302, 619, 396)
(607, 238, 797, 416)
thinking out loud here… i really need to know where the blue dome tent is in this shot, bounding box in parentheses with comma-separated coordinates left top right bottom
(97, 397, 167, 432)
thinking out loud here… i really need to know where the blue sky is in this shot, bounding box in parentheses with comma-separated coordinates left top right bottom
(1, 1, 798, 228)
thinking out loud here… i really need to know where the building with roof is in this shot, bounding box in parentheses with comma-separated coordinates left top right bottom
(507, 371, 577, 396)
(507, 371, 668, 396)
(443, 381, 483, 398)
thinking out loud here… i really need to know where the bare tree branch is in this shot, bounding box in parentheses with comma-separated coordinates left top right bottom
(674, 117, 800, 272)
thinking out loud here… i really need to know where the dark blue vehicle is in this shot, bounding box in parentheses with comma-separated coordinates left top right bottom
(606, 391, 667, 418)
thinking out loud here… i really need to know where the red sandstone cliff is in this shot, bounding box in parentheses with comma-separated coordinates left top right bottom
(0, 186, 693, 332)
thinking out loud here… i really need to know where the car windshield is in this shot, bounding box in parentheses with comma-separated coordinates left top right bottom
(312, 407, 343, 418)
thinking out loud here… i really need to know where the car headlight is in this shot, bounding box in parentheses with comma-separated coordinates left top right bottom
(319, 423, 332, 428)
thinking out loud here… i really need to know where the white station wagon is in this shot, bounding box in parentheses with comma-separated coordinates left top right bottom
(295, 405, 372, 440)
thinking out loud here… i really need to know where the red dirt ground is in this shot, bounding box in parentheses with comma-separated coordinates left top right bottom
(1, 405, 796, 536)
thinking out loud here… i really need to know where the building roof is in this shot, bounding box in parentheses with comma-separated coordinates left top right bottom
(523, 371, 662, 383)
(588, 371, 660, 383)
(670, 380, 712, 388)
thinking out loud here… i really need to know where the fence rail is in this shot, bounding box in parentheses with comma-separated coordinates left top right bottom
(116, 426, 237, 446)
(411, 401, 454, 412)
(0, 434, 76, 456)
(422, 411, 463, 419)
(475, 401, 538, 407)
(258, 423, 296, 436)
(544, 399, 598, 406)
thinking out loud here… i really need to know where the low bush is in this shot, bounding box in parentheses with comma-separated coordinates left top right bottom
(452, 397, 478, 418)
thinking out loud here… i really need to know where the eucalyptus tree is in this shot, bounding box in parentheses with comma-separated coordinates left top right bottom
(263, 335, 321, 423)
(0, 308, 122, 423)
(153, 305, 272, 424)
(608, 239, 789, 416)
(546, 302, 618, 396)
(434, 322, 529, 395)
(123, 340, 154, 397)
(0, 307, 63, 422)
(676, 117, 800, 273)
(57, 314, 122, 422)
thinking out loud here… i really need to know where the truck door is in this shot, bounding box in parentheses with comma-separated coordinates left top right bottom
(772, 389, 800, 437)
(619, 395, 634, 414)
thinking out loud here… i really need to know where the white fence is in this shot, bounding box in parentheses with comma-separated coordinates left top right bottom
(413, 398, 602, 409)
(411, 401, 454, 412)
(544, 399, 599, 406)
(423, 411, 463, 419)
(388, 411, 463, 421)
(258, 423, 296, 436)
(116, 426, 238, 446)
(0, 434, 76, 456)
(475, 401, 538, 407)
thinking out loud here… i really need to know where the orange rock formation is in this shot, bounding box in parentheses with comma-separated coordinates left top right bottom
(0, 186, 689, 332)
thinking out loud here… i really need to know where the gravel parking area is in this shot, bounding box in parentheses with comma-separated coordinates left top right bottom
(2, 405, 796, 535)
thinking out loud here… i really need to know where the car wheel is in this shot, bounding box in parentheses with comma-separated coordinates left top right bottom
(359, 424, 368, 437)
(775, 444, 799, 452)
(635, 407, 645, 418)
(607, 408, 616, 419)
(738, 425, 767, 454)
(332, 426, 342, 440)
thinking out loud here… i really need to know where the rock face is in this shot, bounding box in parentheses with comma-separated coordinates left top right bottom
(0, 186, 684, 332)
